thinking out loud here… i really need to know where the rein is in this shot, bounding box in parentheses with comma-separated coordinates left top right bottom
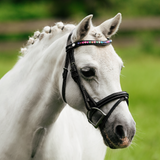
(62, 33, 129, 128)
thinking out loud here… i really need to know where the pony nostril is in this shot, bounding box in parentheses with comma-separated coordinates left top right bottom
(115, 125, 125, 139)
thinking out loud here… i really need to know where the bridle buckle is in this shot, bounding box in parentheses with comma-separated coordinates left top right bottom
(87, 107, 107, 128)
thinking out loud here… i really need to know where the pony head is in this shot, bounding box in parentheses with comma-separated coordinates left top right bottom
(63, 13, 136, 149)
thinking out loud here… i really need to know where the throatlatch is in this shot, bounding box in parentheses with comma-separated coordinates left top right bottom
(62, 33, 129, 128)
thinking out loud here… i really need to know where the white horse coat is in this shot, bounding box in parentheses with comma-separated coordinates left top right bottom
(0, 20, 106, 160)
(38, 105, 106, 160)
(0, 13, 135, 160)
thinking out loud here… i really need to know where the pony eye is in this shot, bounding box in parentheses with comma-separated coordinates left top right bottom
(80, 67, 96, 78)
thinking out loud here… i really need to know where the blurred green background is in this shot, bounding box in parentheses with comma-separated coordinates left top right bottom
(0, 0, 160, 160)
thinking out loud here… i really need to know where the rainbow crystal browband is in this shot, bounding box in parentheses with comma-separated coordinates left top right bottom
(66, 39, 112, 51)
(76, 39, 112, 45)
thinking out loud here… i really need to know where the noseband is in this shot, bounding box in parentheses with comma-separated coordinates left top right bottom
(62, 33, 129, 128)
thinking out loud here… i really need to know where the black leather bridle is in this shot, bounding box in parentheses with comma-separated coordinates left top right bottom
(62, 33, 129, 128)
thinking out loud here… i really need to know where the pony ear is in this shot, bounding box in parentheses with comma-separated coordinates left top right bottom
(99, 13, 122, 38)
(71, 15, 93, 42)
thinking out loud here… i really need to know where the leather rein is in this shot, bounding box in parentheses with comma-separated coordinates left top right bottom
(62, 33, 129, 128)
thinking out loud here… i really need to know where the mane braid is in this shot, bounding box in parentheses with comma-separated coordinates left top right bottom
(20, 22, 76, 56)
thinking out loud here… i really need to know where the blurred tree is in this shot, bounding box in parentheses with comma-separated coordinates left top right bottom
(0, 0, 159, 21)
(48, 0, 116, 18)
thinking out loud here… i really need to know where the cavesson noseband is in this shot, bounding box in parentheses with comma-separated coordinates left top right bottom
(62, 33, 129, 128)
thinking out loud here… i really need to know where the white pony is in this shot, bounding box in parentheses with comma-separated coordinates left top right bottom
(0, 13, 136, 160)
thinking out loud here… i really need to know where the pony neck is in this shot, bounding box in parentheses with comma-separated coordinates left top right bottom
(23, 33, 69, 126)
(35, 34, 69, 126)
(0, 32, 69, 158)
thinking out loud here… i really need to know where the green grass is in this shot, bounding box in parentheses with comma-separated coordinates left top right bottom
(0, 2, 50, 22)
(0, 44, 160, 160)
(0, 51, 18, 78)
(105, 46, 160, 160)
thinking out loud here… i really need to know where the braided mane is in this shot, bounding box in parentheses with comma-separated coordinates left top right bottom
(20, 22, 76, 56)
